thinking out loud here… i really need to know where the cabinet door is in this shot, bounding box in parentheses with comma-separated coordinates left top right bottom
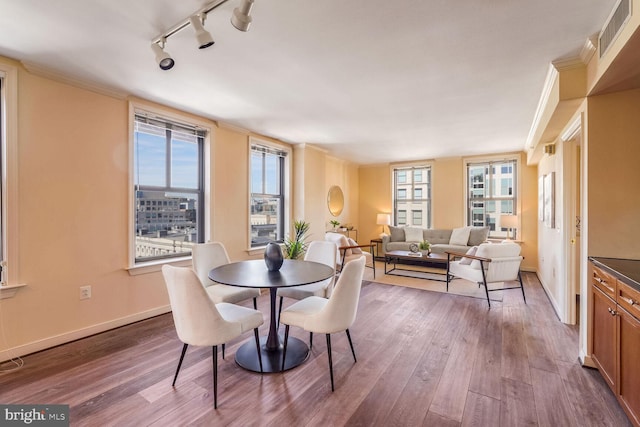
(619, 307, 640, 426)
(592, 285, 617, 390)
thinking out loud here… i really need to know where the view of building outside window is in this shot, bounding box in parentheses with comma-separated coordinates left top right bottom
(250, 144, 286, 247)
(133, 115, 204, 262)
(467, 160, 516, 238)
(393, 166, 431, 228)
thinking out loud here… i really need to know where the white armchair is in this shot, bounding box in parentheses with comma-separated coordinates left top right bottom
(446, 242, 526, 308)
(324, 232, 376, 279)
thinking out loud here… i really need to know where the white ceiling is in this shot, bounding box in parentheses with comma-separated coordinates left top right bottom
(0, 0, 617, 164)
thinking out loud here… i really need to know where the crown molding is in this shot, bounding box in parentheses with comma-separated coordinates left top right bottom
(580, 34, 598, 65)
(552, 56, 585, 71)
(21, 61, 128, 100)
(526, 64, 558, 150)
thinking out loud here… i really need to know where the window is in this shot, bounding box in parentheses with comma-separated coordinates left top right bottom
(250, 141, 289, 248)
(412, 210, 422, 226)
(133, 113, 205, 263)
(466, 159, 517, 238)
(397, 210, 407, 225)
(393, 165, 431, 228)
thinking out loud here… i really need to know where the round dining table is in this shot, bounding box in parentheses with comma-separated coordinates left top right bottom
(208, 258, 334, 373)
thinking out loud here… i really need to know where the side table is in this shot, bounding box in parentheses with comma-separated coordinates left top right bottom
(371, 238, 384, 261)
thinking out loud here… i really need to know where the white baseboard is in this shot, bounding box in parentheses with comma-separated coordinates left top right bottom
(0, 305, 171, 363)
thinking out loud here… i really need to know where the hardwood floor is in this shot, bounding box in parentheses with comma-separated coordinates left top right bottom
(0, 273, 631, 426)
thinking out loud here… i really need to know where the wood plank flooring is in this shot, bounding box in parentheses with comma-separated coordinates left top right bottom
(0, 273, 631, 426)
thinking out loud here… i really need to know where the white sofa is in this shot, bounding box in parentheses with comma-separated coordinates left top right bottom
(381, 226, 489, 255)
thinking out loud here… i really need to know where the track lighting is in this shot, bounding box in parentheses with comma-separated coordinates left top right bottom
(189, 14, 215, 49)
(151, 40, 175, 70)
(151, 0, 257, 70)
(231, 0, 255, 32)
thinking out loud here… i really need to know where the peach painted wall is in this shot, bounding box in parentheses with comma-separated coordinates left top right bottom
(587, 88, 640, 258)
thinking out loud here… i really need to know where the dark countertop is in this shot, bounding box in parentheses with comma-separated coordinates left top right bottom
(589, 257, 640, 291)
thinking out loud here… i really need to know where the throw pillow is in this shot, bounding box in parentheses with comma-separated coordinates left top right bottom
(389, 225, 405, 242)
(459, 246, 478, 265)
(347, 238, 362, 254)
(468, 226, 490, 246)
(449, 226, 471, 246)
(404, 226, 423, 242)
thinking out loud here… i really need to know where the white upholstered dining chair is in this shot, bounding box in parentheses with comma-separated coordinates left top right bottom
(276, 240, 338, 327)
(162, 265, 264, 409)
(192, 241, 261, 309)
(280, 256, 366, 391)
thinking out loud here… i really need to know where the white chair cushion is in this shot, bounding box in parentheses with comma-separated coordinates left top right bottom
(347, 238, 362, 254)
(277, 279, 332, 300)
(471, 242, 521, 269)
(216, 302, 264, 333)
(206, 284, 261, 304)
(449, 226, 471, 246)
(459, 246, 478, 265)
(280, 296, 328, 329)
(404, 226, 423, 242)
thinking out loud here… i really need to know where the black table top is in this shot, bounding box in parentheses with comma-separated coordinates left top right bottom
(208, 259, 334, 289)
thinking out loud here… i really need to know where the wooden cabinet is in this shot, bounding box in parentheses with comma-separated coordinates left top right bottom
(591, 285, 616, 389)
(590, 262, 640, 427)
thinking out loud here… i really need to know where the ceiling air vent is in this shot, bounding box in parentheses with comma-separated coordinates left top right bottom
(599, 0, 631, 58)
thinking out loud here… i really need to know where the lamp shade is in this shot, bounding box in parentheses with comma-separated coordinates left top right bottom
(500, 214, 518, 229)
(376, 213, 391, 226)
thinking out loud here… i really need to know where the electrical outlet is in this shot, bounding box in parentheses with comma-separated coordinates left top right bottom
(80, 285, 91, 300)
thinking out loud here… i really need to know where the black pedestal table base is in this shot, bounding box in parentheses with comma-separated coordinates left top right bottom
(235, 335, 309, 373)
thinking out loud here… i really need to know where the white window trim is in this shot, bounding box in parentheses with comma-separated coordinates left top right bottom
(247, 136, 291, 253)
(0, 61, 22, 292)
(462, 153, 522, 235)
(126, 101, 212, 273)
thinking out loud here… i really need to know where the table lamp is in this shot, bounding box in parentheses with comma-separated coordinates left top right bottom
(500, 214, 518, 240)
(377, 213, 391, 238)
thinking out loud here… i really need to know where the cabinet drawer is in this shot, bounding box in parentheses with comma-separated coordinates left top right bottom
(593, 265, 617, 300)
(618, 280, 640, 321)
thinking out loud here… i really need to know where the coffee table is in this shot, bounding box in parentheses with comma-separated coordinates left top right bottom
(384, 250, 451, 282)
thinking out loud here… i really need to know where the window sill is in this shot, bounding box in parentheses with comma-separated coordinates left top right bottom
(127, 256, 192, 276)
(0, 283, 27, 299)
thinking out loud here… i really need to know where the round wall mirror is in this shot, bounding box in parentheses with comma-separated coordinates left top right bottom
(327, 185, 344, 217)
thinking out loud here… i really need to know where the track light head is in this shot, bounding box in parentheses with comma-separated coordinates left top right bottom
(231, 0, 255, 32)
(151, 41, 175, 70)
(189, 14, 215, 49)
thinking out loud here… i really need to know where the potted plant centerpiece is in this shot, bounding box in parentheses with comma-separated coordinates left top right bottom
(329, 220, 340, 231)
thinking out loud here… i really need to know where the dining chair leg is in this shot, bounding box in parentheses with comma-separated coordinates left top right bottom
(222, 343, 225, 360)
(518, 271, 527, 303)
(254, 328, 263, 373)
(310, 332, 313, 349)
(326, 334, 335, 392)
(212, 345, 218, 409)
(277, 296, 284, 328)
(253, 297, 257, 310)
(345, 329, 357, 362)
(281, 325, 290, 371)
(172, 343, 188, 386)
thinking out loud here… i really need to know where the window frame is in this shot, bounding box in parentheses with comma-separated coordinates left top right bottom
(248, 137, 291, 250)
(391, 163, 432, 228)
(464, 155, 520, 239)
(128, 102, 211, 270)
(0, 62, 18, 287)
